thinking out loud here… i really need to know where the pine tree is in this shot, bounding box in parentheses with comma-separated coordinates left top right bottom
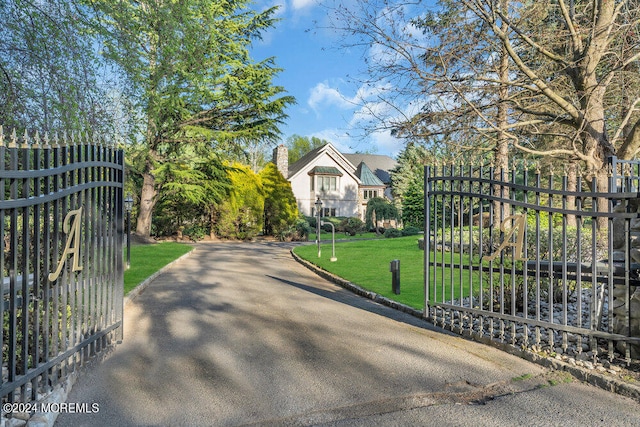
(88, 0, 294, 237)
(260, 163, 299, 237)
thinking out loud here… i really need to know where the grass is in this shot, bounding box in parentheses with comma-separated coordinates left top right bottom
(512, 373, 534, 382)
(294, 236, 427, 309)
(294, 235, 479, 310)
(124, 242, 194, 295)
(308, 231, 383, 241)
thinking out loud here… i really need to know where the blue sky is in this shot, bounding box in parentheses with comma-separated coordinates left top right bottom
(251, 0, 406, 158)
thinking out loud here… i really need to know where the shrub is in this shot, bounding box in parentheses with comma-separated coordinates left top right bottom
(183, 224, 207, 241)
(297, 218, 312, 238)
(306, 216, 317, 229)
(339, 217, 364, 236)
(384, 228, 403, 238)
(401, 226, 421, 236)
(321, 216, 341, 232)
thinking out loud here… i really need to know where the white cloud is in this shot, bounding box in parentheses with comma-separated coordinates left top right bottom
(291, 0, 316, 10)
(308, 80, 395, 114)
(310, 129, 353, 152)
(306, 126, 402, 157)
(370, 129, 403, 157)
(308, 81, 354, 112)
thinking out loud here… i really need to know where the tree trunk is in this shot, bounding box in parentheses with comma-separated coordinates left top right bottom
(493, 2, 510, 228)
(579, 90, 615, 229)
(372, 209, 379, 235)
(136, 164, 157, 237)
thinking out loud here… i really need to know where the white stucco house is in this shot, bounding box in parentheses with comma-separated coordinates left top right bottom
(272, 143, 397, 220)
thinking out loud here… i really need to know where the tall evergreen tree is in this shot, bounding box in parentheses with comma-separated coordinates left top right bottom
(390, 143, 432, 203)
(401, 180, 424, 228)
(260, 163, 299, 237)
(88, 0, 294, 237)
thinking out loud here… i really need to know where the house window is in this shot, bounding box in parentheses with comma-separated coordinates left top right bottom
(363, 190, 378, 200)
(312, 207, 337, 217)
(322, 208, 336, 217)
(317, 176, 337, 192)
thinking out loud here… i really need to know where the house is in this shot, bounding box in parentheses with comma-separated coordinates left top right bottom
(272, 143, 397, 220)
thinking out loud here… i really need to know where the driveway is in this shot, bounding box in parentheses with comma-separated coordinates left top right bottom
(56, 242, 640, 426)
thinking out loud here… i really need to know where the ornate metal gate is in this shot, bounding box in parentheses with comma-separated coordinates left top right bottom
(424, 159, 640, 364)
(1, 128, 124, 411)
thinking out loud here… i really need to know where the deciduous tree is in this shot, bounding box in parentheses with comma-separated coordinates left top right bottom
(286, 135, 330, 164)
(327, 0, 640, 197)
(365, 197, 398, 231)
(0, 0, 116, 134)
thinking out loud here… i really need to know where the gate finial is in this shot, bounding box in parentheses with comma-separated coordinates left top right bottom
(33, 130, 41, 149)
(9, 128, 17, 148)
(21, 129, 30, 149)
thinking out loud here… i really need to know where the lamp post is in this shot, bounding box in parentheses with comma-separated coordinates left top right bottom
(315, 196, 322, 258)
(124, 194, 134, 269)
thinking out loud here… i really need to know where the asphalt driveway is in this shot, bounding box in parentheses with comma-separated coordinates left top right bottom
(55, 242, 640, 426)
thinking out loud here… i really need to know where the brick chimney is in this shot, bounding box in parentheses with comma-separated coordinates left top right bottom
(272, 144, 289, 178)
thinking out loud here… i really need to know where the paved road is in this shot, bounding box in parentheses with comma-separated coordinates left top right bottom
(56, 242, 640, 426)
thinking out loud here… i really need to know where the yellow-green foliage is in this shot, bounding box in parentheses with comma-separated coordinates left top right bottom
(260, 163, 299, 236)
(216, 163, 264, 240)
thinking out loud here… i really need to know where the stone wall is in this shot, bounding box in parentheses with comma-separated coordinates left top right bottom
(611, 199, 640, 358)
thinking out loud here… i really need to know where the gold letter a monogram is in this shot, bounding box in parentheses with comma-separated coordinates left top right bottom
(49, 207, 83, 282)
(482, 214, 527, 262)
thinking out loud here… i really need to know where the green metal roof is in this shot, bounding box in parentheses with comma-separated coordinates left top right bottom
(308, 166, 343, 176)
(356, 162, 384, 186)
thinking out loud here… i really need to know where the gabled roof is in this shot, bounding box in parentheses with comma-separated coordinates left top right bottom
(288, 144, 326, 178)
(342, 153, 397, 184)
(287, 143, 360, 184)
(356, 162, 384, 186)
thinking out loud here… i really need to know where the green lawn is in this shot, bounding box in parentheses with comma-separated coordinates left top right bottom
(308, 231, 383, 241)
(294, 236, 427, 309)
(124, 242, 194, 295)
(294, 236, 478, 310)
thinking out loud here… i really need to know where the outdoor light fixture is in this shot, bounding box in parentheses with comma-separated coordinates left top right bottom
(321, 220, 337, 262)
(315, 196, 322, 258)
(124, 194, 134, 269)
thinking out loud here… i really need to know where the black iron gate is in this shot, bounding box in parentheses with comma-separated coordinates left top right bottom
(424, 158, 640, 364)
(1, 128, 124, 411)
